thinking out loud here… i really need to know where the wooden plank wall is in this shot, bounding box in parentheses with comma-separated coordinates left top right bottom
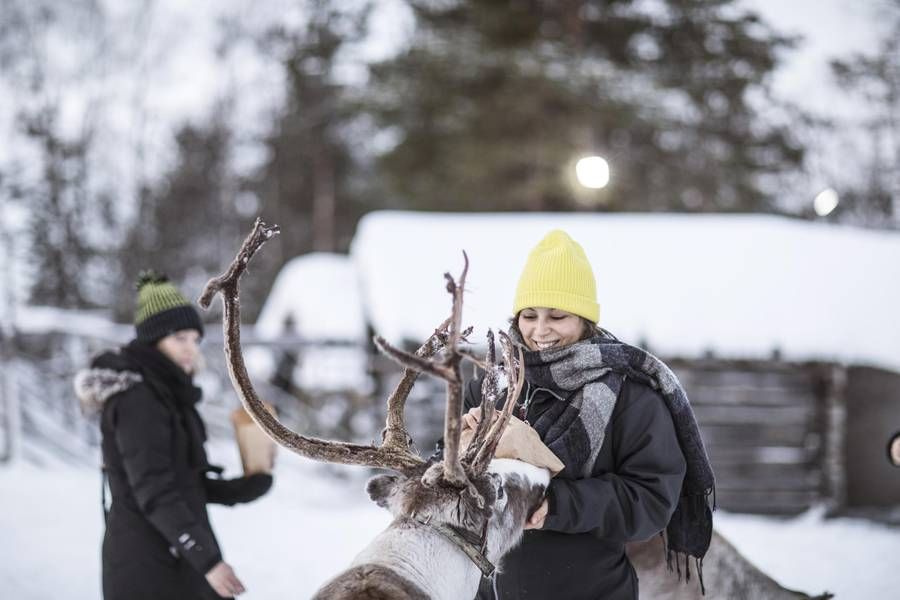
(668, 359, 837, 515)
(374, 349, 846, 515)
(843, 365, 900, 507)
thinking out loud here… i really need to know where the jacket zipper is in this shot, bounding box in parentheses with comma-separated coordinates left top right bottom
(518, 382, 565, 424)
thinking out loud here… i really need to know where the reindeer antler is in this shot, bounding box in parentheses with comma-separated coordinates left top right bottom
(461, 330, 499, 465)
(200, 218, 428, 473)
(373, 252, 472, 488)
(381, 317, 452, 449)
(468, 332, 525, 474)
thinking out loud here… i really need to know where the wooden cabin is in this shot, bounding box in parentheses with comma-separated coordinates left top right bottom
(351, 211, 900, 515)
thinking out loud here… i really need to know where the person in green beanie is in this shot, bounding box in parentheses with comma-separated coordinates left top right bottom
(75, 272, 273, 599)
(463, 230, 714, 600)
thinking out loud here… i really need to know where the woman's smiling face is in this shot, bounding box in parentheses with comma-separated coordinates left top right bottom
(517, 307, 585, 351)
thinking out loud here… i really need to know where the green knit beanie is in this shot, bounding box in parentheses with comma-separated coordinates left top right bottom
(134, 271, 204, 344)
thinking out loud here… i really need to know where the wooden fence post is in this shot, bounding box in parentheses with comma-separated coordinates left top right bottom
(822, 363, 848, 511)
(1, 336, 21, 464)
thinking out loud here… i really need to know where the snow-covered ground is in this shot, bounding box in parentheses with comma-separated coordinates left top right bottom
(1, 440, 896, 599)
(0, 442, 390, 599)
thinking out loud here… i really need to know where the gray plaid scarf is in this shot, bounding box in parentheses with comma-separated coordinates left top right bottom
(509, 326, 715, 588)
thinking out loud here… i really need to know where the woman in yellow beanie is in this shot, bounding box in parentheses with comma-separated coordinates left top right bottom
(464, 231, 714, 600)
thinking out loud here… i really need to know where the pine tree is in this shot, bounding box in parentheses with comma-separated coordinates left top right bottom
(247, 0, 373, 261)
(830, 1, 900, 227)
(3, 0, 121, 309)
(365, 0, 805, 213)
(116, 116, 248, 319)
(24, 107, 117, 308)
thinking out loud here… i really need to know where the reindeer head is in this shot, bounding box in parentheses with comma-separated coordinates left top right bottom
(366, 457, 548, 563)
(365, 311, 545, 562)
(200, 219, 546, 564)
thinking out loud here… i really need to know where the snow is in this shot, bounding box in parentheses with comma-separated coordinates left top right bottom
(253, 253, 366, 342)
(712, 506, 899, 599)
(13, 306, 131, 342)
(0, 442, 389, 599)
(351, 211, 900, 373)
(1, 443, 898, 599)
(245, 252, 370, 393)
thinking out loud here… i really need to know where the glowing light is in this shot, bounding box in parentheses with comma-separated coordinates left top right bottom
(575, 156, 610, 189)
(814, 188, 839, 217)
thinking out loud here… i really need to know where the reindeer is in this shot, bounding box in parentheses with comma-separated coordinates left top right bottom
(627, 531, 834, 600)
(199, 219, 550, 600)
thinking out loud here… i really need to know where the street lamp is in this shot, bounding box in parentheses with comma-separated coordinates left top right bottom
(814, 188, 839, 217)
(575, 156, 610, 189)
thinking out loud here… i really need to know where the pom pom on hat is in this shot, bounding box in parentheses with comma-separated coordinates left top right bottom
(135, 269, 170, 291)
(512, 230, 600, 323)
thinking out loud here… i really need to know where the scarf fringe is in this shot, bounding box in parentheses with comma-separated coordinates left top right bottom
(662, 529, 708, 596)
(697, 557, 706, 595)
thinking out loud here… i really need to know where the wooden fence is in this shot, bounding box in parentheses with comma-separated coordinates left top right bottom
(7, 321, 898, 515)
(371, 353, 851, 515)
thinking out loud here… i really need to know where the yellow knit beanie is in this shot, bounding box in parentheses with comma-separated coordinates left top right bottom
(512, 230, 599, 323)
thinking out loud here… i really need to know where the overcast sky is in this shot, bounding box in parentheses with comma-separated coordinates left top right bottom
(741, 0, 885, 118)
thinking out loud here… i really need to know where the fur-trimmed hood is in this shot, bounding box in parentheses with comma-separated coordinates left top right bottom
(74, 363, 142, 416)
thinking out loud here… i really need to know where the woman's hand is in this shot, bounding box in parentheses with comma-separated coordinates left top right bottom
(206, 561, 245, 597)
(462, 407, 481, 430)
(462, 407, 499, 430)
(525, 499, 548, 530)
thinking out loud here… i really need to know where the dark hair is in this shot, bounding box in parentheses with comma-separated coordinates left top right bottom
(578, 318, 597, 340)
(510, 311, 615, 342)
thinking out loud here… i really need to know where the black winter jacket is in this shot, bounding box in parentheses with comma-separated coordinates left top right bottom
(77, 341, 271, 600)
(469, 375, 686, 600)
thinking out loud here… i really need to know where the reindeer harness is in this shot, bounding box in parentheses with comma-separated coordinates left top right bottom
(411, 515, 495, 577)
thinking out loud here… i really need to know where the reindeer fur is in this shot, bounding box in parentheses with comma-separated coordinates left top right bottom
(314, 459, 549, 600)
(627, 530, 834, 600)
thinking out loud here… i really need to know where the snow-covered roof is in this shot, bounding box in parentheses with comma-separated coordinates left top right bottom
(350, 211, 900, 373)
(253, 252, 366, 342)
(248, 252, 369, 393)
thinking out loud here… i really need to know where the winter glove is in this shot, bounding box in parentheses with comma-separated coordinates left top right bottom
(204, 473, 274, 506)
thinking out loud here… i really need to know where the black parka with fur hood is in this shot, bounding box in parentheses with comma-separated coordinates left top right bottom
(76, 341, 271, 600)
